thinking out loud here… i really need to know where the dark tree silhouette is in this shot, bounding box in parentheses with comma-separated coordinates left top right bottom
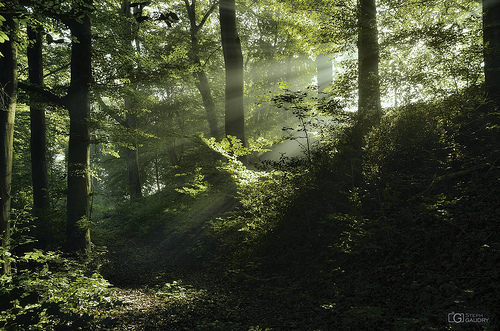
(64, 0, 93, 253)
(357, 0, 381, 128)
(27, 24, 51, 246)
(483, 0, 500, 104)
(185, 0, 221, 139)
(0, 0, 19, 274)
(220, 0, 246, 150)
(121, 0, 143, 199)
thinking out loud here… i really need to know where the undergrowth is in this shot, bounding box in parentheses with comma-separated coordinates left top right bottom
(68, 87, 499, 330)
(207, 88, 500, 329)
(0, 213, 115, 330)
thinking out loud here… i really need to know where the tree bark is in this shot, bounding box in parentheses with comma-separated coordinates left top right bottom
(483, 0, 500, 104)
(0, 1, 18, 274)
(220, 0, 246, 149)
(125, 108, 142, 199)
(185, 1, 221, 139)
(27, 24, 51, 246)
(122, 0, 142, 199)
(357, 0, 381, 128)
(65, 0, 93, 253)
(349, 0, 381, 188)
(194, 62, 220, 139)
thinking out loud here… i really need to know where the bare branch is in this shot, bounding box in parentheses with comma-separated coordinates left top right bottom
(198, 1, 218, 30)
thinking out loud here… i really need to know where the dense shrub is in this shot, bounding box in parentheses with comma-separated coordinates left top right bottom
(0, 210, 114, 330)
(365, 102, 457, 179)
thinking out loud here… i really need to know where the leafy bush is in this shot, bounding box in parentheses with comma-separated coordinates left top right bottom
(0, 210, 114, 330)
(204, 136, 305, 258)
(0, 249, 114, 330)
(365, 101, 457, 180)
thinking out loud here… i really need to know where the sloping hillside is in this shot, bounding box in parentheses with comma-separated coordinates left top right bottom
(92, 93, 499, 330)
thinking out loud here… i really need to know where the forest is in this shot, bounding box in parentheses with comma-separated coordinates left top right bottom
(0, 0, 499, 329)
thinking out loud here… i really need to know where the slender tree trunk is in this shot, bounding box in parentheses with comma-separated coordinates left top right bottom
(125, 109, 142, 199)
(185, 1, 220, 139)
(155, 157, 161, 192)
(195, 65, 220, 139)
(27, 24, 51, 246)
(65, 1, 93, 253)
(0, 1, 18, 274)
(483, 0, 500, 104)
(220, 0, 246, 149)
(357, 0, 381, 128)
(121, 0, 142, 199)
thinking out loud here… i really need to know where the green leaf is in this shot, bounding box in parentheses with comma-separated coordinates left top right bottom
(0, 31, 9, 43)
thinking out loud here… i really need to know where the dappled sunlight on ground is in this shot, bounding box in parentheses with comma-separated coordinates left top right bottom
(109, 288, 165, 315)
(97, 281, 212, 330)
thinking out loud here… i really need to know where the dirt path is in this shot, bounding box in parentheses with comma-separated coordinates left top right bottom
(92, 269, 330, 331)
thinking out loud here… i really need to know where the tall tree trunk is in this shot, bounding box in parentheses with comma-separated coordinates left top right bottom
(349, 0, 381, 189)
(125, 108, 142, 199)
(185, 1, 221, 139)
(27, 24, 51, 246)
(194, 63, 220, 139)
(122, 0, 142, 199)
(0, 1, 18, 274)
(65, 1, 93, 253)
(483, 0, 500, 104)
(220, 0, 246, 149)
(357, 0, 381, 128)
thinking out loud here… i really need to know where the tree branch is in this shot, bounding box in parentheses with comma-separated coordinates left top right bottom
(198, 1, 218, 30)
(183, 0, 192, 16)
(43, 62, 71, 79)
(96, 95, 128, 128)
(409, 164, 489, 201)
(18, 81, 66, 106)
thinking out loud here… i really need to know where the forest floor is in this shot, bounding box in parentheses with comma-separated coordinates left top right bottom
(93, 167, 499, 330)
(93, 268, 337, 331)
(91, 163, 500, 330)
(90, 102, 500, 330)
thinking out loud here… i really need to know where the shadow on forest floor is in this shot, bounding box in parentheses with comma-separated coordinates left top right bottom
(93, 269, 337, 331)
(91, 101, 500, 330)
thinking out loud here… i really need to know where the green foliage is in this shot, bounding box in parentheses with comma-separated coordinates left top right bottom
(201, 85, 499, 330)
(203, 136, 299, 254)
(0, 244, 113, 330)
(0, 3, 9, 46)
(204, 135, 252, 160)
(175, 166, 210, 198)
(211, 169, 294, 245)
(4, 0, 499, 329)
(7, 207, 37, 250)
(379, 0, 483, 104)
(364, 101, 455, 180)
(203, 88, 359, 262)
(271, 88, 319, 164)
(343, 305, 384, 328)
